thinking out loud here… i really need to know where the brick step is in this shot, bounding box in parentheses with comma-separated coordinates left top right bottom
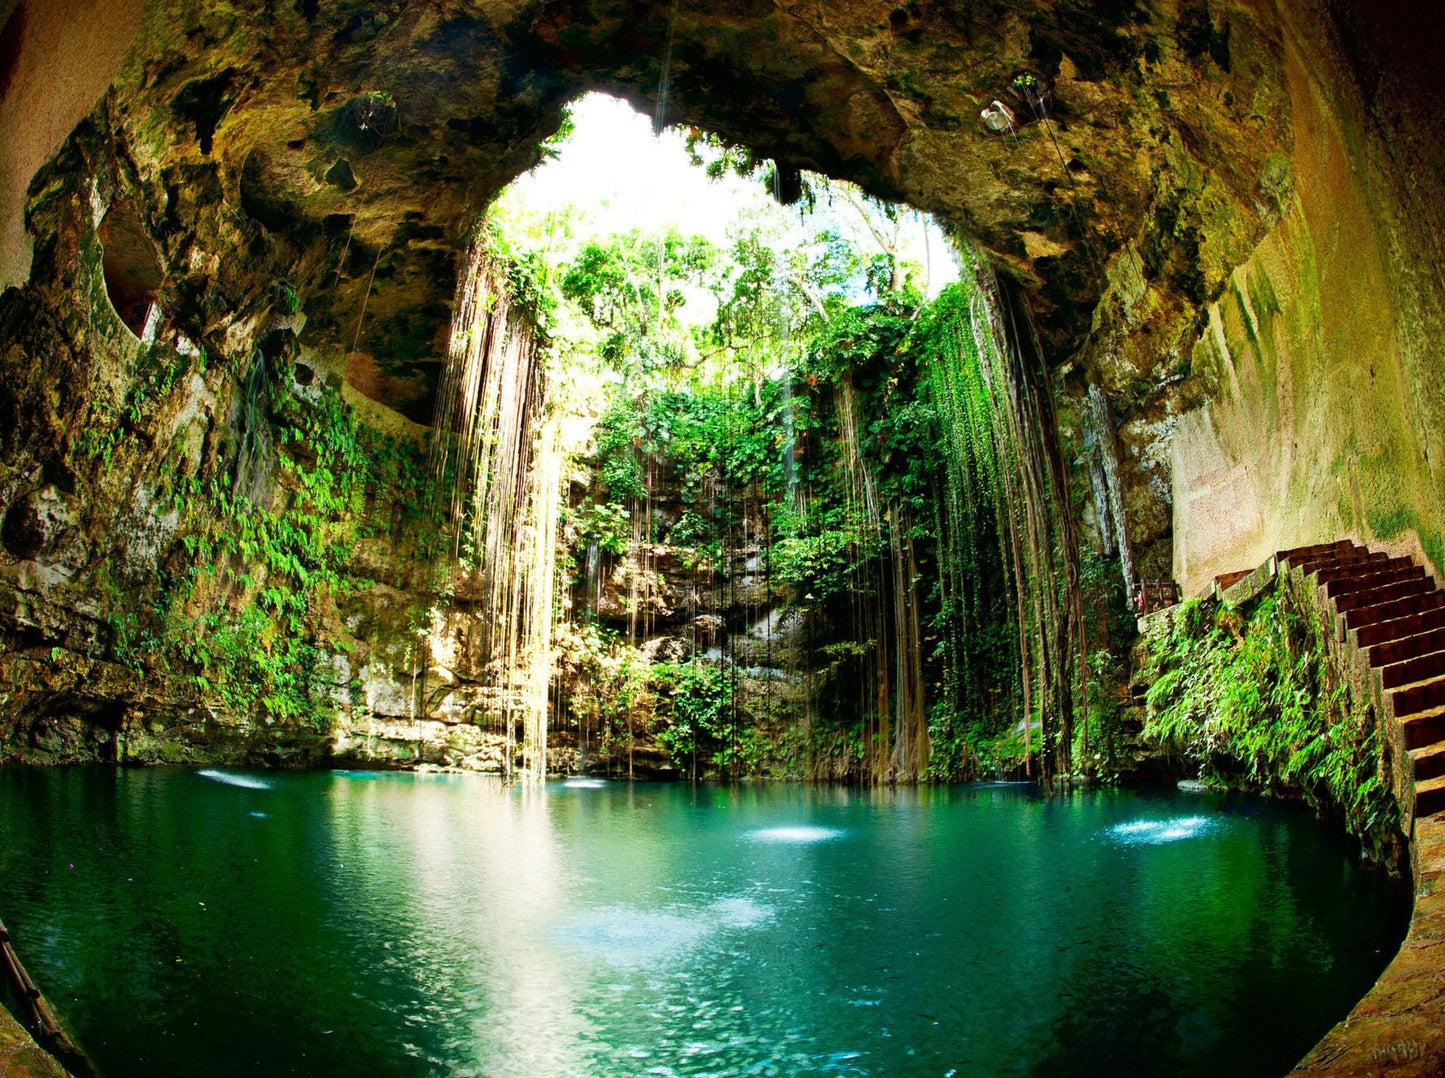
(1401, 706, 1445, 750)
(1319, 562, 1423, 595)
(1333, 575, 1438, 613)
(1290, 550, 1388, 579)
(1414, 773, 1445, 818)
(1280, 541, 1366, 566)
(1411, 742, 1445, 782)
(1276, 539, 1357, 565)
(1294, 540, 1369, 566)
(1354, 605, 1445, 649)
(1368, 626, 1445, 669)
(1313, 551, 1407, 581)
(1344, 589, 1445, 632)
(1214, 568, 1253, 591)
(1394, 677, 1445, 721)
(1382, 648, 1445, 690)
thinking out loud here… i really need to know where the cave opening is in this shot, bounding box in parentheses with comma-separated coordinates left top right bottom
(411, 89, 1089, 791)
(4, 2, 1444, 1072)
(96, 199, 162, 339)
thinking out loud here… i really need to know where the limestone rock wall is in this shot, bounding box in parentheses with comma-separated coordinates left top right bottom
(1170, 3, 1445, 595)
(0, 0, 143, 289)
(2, 0, 1308, 452)
(1, 0, 1444, 762)
(0, 110, 445, 761)
(557, 474, 819, 780)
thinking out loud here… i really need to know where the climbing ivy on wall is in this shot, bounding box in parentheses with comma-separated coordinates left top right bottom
(1139, 582, 1403, 862)
(70, 334, 442, 736)
(561, 261, 1096, 783)
(165, 368, 365, 727)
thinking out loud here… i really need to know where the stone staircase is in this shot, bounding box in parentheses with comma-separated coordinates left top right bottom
(1269, 541, 1445, 821)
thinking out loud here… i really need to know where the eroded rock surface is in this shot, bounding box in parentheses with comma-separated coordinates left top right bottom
(0, 1, 1443, 762)
(0, 1005, 69, 1078)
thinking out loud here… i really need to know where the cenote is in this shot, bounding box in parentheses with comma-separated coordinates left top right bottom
(0, 768, 1407, 1077)
(7, 2, 1445, 1072)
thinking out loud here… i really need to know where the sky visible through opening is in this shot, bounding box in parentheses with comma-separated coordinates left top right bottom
(491, 91, 960, 328)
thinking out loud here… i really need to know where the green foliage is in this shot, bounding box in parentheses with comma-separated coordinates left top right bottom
(560, 229, 716, 373)
(792, 286, 1026, 768)
(71, 340, 194, 467)
(644, 384, 786, 493)
(274, 280, 301, 316)
(1139, 585, 1402, 859)
(538, 105, 577, 163)
(555, 246, 1078, 781)
(771, 527, 870, 602)
(493, 157, 1055, 781)
(594, 392, 647, 502)
(651, 660, 734, 764)
(665, 508, 713, 550)
(708, 230, 839, 379)
(162, 373, 377, 727)
(483, 221, 558, 335)
(574, 502, 632, 557)
(683, 127, 764, 182)
(80, 342, 441, 732)
(588, 375, 798, 573)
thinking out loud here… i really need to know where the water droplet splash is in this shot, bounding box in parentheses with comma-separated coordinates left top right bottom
(552, 895, 775, 967)
(710, 896, 773, 929)
(552, 908, 710, 967)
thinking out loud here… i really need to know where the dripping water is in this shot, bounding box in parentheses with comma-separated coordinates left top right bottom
(232, 348, 273, 503)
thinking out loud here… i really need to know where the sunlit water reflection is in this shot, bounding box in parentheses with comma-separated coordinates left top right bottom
(196, 768, 272, 790)
(746, 825, 844, 843)
(0, 770, 1408, 1077)
(1106, 816, 1216, 844)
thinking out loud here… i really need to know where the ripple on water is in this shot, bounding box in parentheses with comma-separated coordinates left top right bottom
(552, 908, 710, 966)
(747, 826, 843, 844)
(1107, 816, 1214, 845)
(197, 769, 271, 790)
(563, 778, 610, 789)
(553, 896, 775, 968)
(710, 896, 773, 929)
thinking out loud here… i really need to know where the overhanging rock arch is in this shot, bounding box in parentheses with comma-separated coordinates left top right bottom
(3, 0, 1443, 742)
(3, 2, 1445, 1067)
(0, 0, 1440, 685)
(163, 7, 1445, 586)
(52, 0, 1297, 420)
(0, 1, 1440, 701)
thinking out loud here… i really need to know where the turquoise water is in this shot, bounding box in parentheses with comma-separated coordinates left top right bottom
(0, 769, 1407, 1077)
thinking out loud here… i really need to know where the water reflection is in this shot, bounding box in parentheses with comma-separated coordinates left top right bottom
(323, 775, 594, 1076)
(0, 773, 1410, 1078)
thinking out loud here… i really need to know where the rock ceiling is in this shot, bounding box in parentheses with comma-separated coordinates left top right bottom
(76, 0, 1298, 416)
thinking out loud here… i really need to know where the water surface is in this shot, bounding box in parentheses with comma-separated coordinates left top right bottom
(0, 769, 1407, 1077)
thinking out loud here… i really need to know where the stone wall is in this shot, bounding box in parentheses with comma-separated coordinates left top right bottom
(1169, 4, 1445, 595)
(0, 0, 143, 289)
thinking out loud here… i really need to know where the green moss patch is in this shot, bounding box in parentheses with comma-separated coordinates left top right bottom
(1138, 580, 1402, 863)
